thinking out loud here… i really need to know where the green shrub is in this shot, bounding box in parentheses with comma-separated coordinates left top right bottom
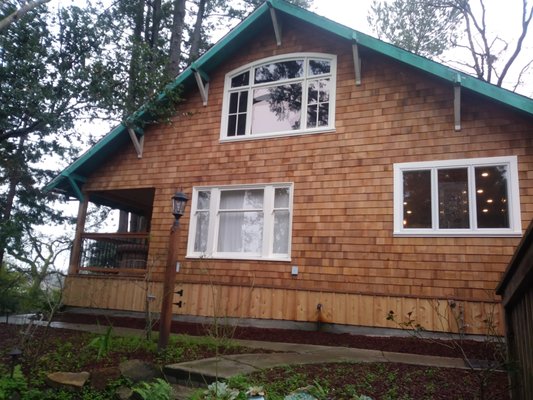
(0, 366, 27, 400)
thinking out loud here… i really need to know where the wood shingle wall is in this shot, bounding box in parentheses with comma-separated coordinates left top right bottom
(65, 15, 533, 335)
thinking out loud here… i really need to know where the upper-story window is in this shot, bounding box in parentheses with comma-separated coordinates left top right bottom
(393, 156, 522, 237)
(221, 53, 336, 141)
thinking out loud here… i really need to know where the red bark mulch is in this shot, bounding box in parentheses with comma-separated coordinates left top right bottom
(52, 312, 503, 361)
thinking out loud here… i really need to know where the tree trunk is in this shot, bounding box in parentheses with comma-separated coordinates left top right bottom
(167, 0, 186, 78)
(125, 0, 146, 116)
(0, 135, 26, 269)
(150, 0, 162, 50)
(189, 0, 208, 62)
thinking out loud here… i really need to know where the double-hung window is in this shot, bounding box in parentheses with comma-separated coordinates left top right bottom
(393, 156, 521, 236)
(221, 53, 336, 140)
(187, 184, 293, 260)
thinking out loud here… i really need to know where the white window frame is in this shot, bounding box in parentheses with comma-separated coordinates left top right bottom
(220, 53, 337, 142)
(393, 156, 522, 237)
(186, 183, 293, 261)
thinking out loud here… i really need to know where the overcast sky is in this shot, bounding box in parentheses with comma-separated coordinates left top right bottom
(311, 0, 533, 96)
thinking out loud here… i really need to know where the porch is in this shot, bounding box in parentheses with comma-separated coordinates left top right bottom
(69, 188, 155, 276)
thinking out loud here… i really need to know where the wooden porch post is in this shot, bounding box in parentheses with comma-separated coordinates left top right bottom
(69, 194, 89, 275)
(158, 222, 179, 350)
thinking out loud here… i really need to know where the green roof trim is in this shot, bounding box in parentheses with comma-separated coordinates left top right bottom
(45, 0, 533, 199)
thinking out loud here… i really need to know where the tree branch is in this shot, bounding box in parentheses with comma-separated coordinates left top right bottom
(0, 0, 51, 32)
(0, 120, 44, 143)
(497, 0, 533, 86)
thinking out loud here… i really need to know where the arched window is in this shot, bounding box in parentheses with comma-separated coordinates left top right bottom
(220, 53, 336, 140)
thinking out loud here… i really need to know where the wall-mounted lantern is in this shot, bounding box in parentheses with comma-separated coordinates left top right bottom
(171, 190, 189, 224)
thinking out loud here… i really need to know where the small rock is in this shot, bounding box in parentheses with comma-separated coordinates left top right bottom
(171, 384, 196, 400)
(46, 371, 90, 391)
(115, 385, 133, 400)
(119, 359, 162, 383)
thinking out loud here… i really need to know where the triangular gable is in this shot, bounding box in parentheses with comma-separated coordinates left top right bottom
(45, 0, 533, 199)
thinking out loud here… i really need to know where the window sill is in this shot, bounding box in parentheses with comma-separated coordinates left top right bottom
(186, 254, 291, 262)
(219, 127, 335, 143)
(393, 230, 522, 238)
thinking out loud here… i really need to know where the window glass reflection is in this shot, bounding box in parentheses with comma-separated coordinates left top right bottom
(227, 91, 248, 136)
(309, 59, 331, 75)
(475, 166, 509, 228)
(231, 71, 249, 87)
(403, 170, 432, 228)
(307, 79, 330, 128)
(438, 168, 469, 229)
(251, 84, 302, 134)
(254, 60, 304, 84)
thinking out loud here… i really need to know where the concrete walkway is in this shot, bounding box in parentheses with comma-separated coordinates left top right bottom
(5, 314, 469, 387)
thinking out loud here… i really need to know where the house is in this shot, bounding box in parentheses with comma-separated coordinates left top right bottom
(45, 0, 533, 336)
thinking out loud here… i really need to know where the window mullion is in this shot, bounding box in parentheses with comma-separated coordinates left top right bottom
(209, 188, 220, 256)
(302, 78, 309, 130)
(263, 186, 274, 257)
(187, 189, 198, 255)
(468, 166, 477, 230)
(245, 69, 253, 135)
(431, 168, 439, 231)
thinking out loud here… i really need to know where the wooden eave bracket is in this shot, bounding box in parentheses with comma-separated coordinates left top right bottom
(352, 35, 362, 86)
(268, 2, 282, 46)
(191, 64, 210, 106)
(127, 127, 145, 158)
(65, 173, 85, 202)
(454, 74, 462, 131)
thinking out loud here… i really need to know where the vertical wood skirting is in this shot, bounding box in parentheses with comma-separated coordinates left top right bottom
(63, 276, 503, 335)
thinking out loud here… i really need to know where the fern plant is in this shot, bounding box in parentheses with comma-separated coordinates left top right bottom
(133, 378, 172, 400)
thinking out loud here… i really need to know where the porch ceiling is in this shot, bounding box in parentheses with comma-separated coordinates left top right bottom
(89, 188, 155, 216)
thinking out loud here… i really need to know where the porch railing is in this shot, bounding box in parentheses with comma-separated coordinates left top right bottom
(78, 232, 149, 275)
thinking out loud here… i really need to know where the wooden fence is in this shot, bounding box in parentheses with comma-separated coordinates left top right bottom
(497, 220, 533, 400)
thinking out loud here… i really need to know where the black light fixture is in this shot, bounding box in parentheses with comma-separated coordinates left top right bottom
(171, 190, 189, 224)
(8, 347, 22, 377)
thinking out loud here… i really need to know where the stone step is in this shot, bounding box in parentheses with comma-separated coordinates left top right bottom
(164, 355, 260, 388)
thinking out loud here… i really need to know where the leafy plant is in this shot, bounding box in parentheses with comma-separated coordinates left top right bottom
(203, 381, 239, 400)
(307, 380, 329, 400)
(246, 385, 265, 397)
(88, 325, 113, 360)
(0, 365, 27, 399)
(133, 378, 173, 400)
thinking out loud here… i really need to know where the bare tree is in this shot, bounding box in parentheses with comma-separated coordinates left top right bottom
(369, 0, 533, 90)
(440, 0, 533, 87)
(9, 230, 71, 296)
